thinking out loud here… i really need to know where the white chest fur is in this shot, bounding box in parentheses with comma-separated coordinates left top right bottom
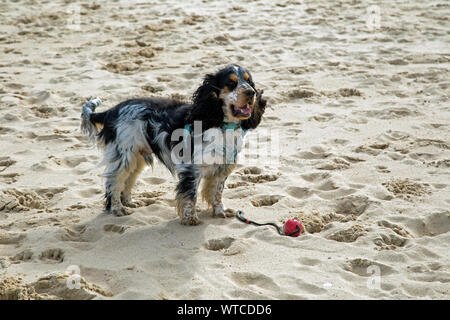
(192, 127, 246, 166)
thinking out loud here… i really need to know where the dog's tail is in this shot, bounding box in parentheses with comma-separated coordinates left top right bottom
(80, 97, 103, 145)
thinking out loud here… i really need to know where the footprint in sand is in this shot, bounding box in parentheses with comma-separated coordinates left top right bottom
(426, 159, 450, 169)
(237, 167, 280, 184)
(381, 130, 410, 141)
(39, 248, 65, 263)
(296, 146, 331, 160)
(369, 142, 390, 150)
(1, 274, 109, 300)
(103, 224, 128, 234)
(0, 156, 16, 172)
(242, 174, 280, 184)
(376, 165, 391, 173)
(32, 273, 112, 299)
(61, 155, 91, 168)
(301, 171, 330, 182)
(287, 128, 302, 134)
(374, 232, 408, 251)
(405, 262, 450, 285)
(31, 105, 58, 119)
(297, 257, 322, 267)
(338, 88, 362, 97)
(12, 249, 34, 262)
(77, 187, 102, 198)
(58, 226, 86, 242)
(310, 113, 336, 123)
(0, 188, 68, 212)
(340, 155, 366, 164)
(386, 151, 406, 161)
(226, 181, 249, 189)
(224, 187, 253, 199)
(317, 187, 357, 201)
(127, 191, 164, 208)
(0, 172, 21, 184)
(230, 272, 281, 292)
(0, 230, 25, 245)
(251, 195, 283, 207)
(417, 211, 450, 237)
(335, 195, 371, 216)
(316, 158, 351, 171)
(285, 186, 313, 199)
(288, 278, 327, 295)
(343, 258, 396, 277)
(59, 223, 103, 243)
(382, 179, 431, 201)
(30, 161, 52, 172)
(35, 133, 73, 142)
(358, 107, 420, 120)
(238, 167, 261, 175)
(354, 145, 382, 156)
(409, 152, 438, 162)
(377, 220, 412, 237)
(385, 211, 449, 239)
(205, 237, 235, 251)
(316, 179, 339, 191)
(0, 257, 10, 269)
(309, 178, 355, 200)
(0, 126, 16, 135)
(327, 225, 368, 243)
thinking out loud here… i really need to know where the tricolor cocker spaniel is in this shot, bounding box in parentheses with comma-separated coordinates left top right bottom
(81, 65, 266, 225)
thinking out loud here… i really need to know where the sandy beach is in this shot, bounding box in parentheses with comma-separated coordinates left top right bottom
(0, 0, 449, 299)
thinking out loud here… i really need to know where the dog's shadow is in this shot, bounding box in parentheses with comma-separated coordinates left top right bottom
(65, 208, 214, 299)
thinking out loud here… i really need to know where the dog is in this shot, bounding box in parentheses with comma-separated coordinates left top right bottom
(81, 65, 266, 225)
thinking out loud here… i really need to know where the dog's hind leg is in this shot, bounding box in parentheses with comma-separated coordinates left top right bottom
(105, 172, 132, 216)
(121, 154, 146, 208)
(104, 147, 137, 216)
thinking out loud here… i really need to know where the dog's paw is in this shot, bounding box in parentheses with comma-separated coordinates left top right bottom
(180, 215, 202, 226)
(110, 206, 132, 217)
(213, 207, 237, 218)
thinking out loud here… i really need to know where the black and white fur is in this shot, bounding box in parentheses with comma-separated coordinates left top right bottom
(80, 65, 266, 225)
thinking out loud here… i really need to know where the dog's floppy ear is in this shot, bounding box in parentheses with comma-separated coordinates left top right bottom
(186, 74, 224, 130)
(241, 89, 267, 130)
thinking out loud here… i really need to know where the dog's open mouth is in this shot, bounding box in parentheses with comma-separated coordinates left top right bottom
(231, 104, 252, 118)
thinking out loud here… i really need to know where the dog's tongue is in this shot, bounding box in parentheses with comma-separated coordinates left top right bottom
(238, 105, 251, 115)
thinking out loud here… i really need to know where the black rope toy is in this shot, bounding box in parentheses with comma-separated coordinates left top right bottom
(236, 210, 303, 237)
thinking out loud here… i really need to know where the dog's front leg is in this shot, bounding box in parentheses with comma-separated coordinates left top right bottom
(176, 165, 201, 225)
(202, 173, 236, 218)
(212, 177, 237, 218)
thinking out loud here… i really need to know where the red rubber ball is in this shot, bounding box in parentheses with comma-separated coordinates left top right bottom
(284, 219, 303, 237)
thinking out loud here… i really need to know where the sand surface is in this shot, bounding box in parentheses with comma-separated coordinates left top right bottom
(0, 0, 449, 299)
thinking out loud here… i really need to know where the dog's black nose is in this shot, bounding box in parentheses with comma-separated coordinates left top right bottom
(244, 89, 255, 98)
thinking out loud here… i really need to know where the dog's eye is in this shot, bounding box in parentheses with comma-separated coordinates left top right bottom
(227, 80, 237, 89)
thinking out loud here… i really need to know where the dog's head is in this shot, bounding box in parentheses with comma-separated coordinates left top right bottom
(190, 65, 265, 129)
(213, 65, 256, 121)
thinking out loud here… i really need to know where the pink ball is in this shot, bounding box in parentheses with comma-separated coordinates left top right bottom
(284, 219, 303, 237)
